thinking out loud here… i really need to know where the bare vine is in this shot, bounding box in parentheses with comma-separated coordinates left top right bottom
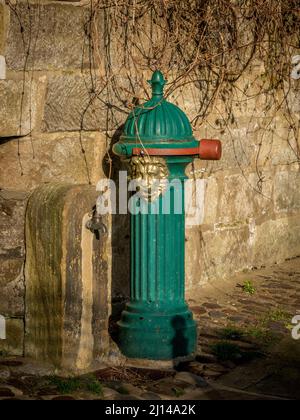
(86, 0, 300, 192)
(5, 0, 300, 192)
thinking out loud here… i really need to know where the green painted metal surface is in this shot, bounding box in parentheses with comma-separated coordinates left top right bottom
(113, 71, 198, 360)
(113, 71, 199, 158)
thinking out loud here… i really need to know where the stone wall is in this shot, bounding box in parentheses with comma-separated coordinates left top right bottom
(0, 0, 110, 356)
(184, 66, 300, 294)
(0, 1, 300, 355)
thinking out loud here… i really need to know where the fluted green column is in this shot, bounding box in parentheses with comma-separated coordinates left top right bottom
(118, 157, 197, 360)
(113, 70, 202, 360)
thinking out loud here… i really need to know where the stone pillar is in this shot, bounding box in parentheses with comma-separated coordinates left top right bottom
(25, 183, 110, 372)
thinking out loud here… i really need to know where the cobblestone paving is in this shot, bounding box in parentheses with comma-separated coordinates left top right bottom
(0, 258, 299, 400)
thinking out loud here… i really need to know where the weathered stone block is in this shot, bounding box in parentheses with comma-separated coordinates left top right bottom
(0, 318, 24, 356)
(185, 178, 207, 228)
(0, 132, 108, 190)
(222, 126, 256, 170)
(0, 190, 29, 258)
(186, 225, 250, 295)
(0, 76, 47, 137)
(252, 114, 300, 167)
(0, 3, 9, 54)
(192, 125, 255, 173)
(202, 176, 219, 226)
(25, 183, 110, 372)
(252, 215, 300, 266)
(217, 173, 273, 224)
(0, 55, 5, 79)
(274, 171, 300, 213)
(43, 73, 127, 132)
(271, 137, 299, 167)
(0, 260, 24, 318)
(0, 257, 23, 288)
(287, 85, 300, 113)
(5, 3, 91, 71)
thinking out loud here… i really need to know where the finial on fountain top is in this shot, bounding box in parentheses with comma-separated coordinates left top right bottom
(148, 70, 166, 99)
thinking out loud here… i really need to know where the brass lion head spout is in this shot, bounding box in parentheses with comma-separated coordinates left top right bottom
(129, 156, 169, 202)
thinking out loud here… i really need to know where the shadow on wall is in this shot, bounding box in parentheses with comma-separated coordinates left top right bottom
(102, 125, 130, 344)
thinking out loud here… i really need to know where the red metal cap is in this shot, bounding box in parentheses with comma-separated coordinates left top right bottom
(198, 139, 222, 161)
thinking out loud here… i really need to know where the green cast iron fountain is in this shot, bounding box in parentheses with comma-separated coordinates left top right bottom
(113, 71, 221, 360)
